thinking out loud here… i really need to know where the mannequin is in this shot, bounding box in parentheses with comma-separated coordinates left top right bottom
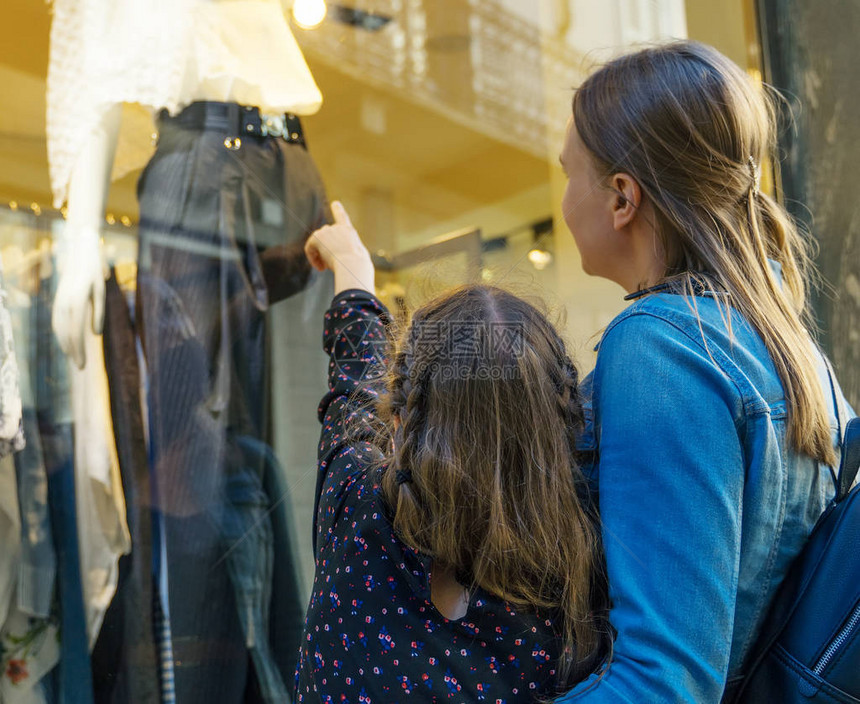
(50, 0, 323, 362)
(47, 1, 330, 702)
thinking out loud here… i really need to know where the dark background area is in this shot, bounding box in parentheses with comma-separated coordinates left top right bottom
(758, 0, 860, 411)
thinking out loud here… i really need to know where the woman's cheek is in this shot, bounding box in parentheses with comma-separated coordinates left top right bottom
(561, 188, 575, 236)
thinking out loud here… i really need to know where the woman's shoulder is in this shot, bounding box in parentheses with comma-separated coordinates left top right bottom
(601, 292, 731, 345)
(595, 293, 785, 415)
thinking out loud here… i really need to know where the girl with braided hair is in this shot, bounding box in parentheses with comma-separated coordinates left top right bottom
(295, 202, 612, 701)
(554, 41, 854, 702)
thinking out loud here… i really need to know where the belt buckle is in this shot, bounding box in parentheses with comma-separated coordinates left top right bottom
(260, 114, 286, 138)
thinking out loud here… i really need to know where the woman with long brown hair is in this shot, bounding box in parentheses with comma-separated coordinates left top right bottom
(294, 203, 611, 701)
(555, 41, 854, 702)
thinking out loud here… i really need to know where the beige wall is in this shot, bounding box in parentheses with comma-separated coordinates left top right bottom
(684, 0, 759, 70)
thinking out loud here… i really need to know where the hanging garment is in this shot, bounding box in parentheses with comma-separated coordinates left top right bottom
(0, 449, 59, 704)
(45, 425, 94, 704)
(2, 271, 90, 704)
(0, 266, 24, 457)
(9, 254, 60, 624)
(0, 260, 27, 624)
(90, 273, 159, 704)
(69, 307, 131, 651)
(0, 455, 24, 686)
(14, 407, 55, 623)
(136, 102, 330, 704)
(1, 263, 61, 704)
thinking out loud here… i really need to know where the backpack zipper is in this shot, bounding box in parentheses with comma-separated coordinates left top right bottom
(812, 601, 860, 675)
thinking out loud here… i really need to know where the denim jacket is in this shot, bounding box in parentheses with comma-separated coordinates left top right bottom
(559, 291, 854, 703)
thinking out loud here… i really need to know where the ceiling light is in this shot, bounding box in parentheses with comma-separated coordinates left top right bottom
(293, 0, 327, 29)
(527, 247, 553, 271)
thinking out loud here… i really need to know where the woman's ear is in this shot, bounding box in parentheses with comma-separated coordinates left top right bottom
(610, 173, 642, 231)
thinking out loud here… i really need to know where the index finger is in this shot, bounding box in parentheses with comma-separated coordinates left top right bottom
(331, 200, 353, 228)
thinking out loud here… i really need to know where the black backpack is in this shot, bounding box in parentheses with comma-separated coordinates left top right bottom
(727, 363, 860, 704)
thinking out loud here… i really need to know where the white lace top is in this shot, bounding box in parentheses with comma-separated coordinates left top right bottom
(47, 0, 323, 207)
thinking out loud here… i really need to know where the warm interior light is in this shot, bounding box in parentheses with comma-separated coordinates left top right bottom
(527, 247, 553, 271)
(293, 0, 327, 29)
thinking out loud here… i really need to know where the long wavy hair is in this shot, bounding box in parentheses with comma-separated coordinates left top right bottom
(573, 40, 836, 466)
(367, 285, 611, 690)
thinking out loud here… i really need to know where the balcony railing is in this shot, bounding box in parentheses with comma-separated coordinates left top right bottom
(293, 0, 585, 159)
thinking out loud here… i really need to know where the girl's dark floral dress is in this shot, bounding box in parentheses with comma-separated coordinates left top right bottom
(294, 290, 566, 703)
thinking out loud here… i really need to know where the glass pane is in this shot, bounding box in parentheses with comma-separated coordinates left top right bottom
(0, 1, 761, 700)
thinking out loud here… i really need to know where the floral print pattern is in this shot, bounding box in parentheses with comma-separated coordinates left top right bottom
(0, 611, 59, 694)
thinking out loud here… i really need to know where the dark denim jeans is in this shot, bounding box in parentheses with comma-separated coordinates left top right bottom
(134, 106, 330, 703)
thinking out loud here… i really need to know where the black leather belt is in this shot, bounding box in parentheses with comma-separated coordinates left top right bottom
(161, 101, 307, 148)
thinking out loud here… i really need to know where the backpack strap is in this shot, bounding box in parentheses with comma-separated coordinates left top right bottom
(838, 418, 860, 501)
(822, 354, 858, 502)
